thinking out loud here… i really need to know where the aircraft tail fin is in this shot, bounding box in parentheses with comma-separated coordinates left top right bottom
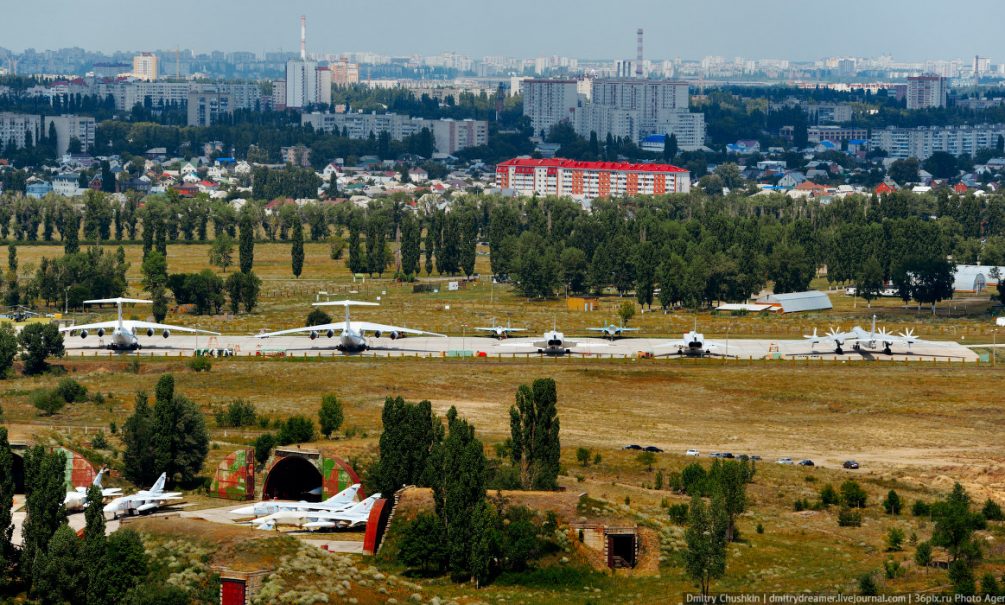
(150, 472, 167, 494)
(323, 484, 360, 505)
(92, 467, 105, 487)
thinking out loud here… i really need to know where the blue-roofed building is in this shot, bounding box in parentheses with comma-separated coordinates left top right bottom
(26, 181, 52, 199)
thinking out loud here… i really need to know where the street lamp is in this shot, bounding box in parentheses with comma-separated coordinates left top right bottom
(64, 286, 69, 315)
(462, 323, 467, 354)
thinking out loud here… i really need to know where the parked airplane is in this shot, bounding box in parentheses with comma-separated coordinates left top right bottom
(499, 325, 609, 356)
(252, 494, 381, 531)
(64, 468, 122, 512)
(806, 316, 917, 355)
(255, 300, 444, 353)
(474, 318, 526, 339)
(103, 472, 183, 518)
(60, 297, 219, 351)
(586, 321, 640, 340)
(229, 484, 361, 518)
(654, 325, 727, 357)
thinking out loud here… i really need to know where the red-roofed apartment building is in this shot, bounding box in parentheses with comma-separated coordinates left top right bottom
(496, 158, 690, 202)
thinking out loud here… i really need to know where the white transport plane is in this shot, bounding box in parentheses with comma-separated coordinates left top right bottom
(60, 297, 219, 350)
(229, 484, 361, 519)
(805, 315, 917, 355)
(64, 468, 122, 512)
(254, 300, 444, 353)
(251, 494, 382, 531)
(103, 472, 183, 518)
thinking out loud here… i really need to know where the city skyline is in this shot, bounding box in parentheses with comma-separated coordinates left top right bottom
(2, 0, 1004, 62)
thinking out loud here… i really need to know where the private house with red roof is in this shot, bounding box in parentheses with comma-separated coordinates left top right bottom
(496, 158, 690, 202)
(874, 182, 896, 195)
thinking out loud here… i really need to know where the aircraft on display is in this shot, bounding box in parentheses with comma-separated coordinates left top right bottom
(255, 300, 445, 353)
(103, 472, 183, 518)
(653, 326, 728, 358)
(229, 484, 361, 518)
(805, 316, 917, 355)
(498, 325, 609, 356)
(474, 318, 526, 339)
(60, 298, 220, 350)
(251, 494, 382, 531)
(586, 321, 640, 340)
(64, 468, 122, 512)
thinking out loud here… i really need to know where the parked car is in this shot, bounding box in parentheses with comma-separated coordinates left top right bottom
(644, 446, 664, 453)
(710, 452, 723, 458)
(685, 449, 700, 457)
(843, 460, 860, 469)
(722, 452, 735, 459)
(776, 457, 793, 465)
(750, 455, 762, 461)
(623, 444, 642, 450)
(798, 459, 815, 467)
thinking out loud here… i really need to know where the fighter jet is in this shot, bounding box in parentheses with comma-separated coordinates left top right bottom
(474, 318, 526, 339)
(252, 494, 382, 531)
(497, 326, 610, 356)
(229, 484, 361, 519)
(64, 468, 122, 512)
(653, 324, 727, 358)
(103, 472, 183, 518)
(61, 297, 219, 351)
(586, 321, 640, 340)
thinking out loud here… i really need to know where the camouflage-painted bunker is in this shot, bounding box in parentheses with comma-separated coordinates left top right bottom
(8, 443, 96, 494)
(262, 447, 362, 502)
(209, 448, 255, 501)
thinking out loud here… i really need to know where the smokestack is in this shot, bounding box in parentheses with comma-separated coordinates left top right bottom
(300, 15, 307, 61)
(636, 28, 644, 78)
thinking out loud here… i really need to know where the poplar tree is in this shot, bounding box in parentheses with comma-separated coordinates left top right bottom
(123, 391, 156, 485)
(22, 446, 67, 584)
(0, 428, 15, 588)
(685, 494, 728, 597)
(83, 485, 107, 605)
(400, 213, 421, 277)
(239, 211, 255, 274)
(291, 220, 305, 278)
(151, 374, 209, 485)
(509, 378, 561, 490)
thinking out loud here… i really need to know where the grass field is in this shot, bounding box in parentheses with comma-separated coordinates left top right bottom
(4, 241, 1005, 601)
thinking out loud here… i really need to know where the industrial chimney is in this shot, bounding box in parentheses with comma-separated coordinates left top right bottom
(636, 28, 644, 78)
(300, 15, 307, 60)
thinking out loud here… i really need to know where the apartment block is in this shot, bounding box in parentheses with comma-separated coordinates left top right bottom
(496, 158, 690, 203)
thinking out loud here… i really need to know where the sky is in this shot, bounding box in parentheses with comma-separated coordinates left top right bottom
(2, 0, 1003, 62)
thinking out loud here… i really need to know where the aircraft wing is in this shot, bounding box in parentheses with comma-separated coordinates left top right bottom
(350, 321, 446, 337)
(652, 340, 687, 349)
(255, 323, 344, 338)
(585, 328, 606, 332)
(123, 321, 220, 335)
(58, 321, 120, 333)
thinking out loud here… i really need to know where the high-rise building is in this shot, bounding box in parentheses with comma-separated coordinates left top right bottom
(906, 74, 947, 110)
(132, 53, 159, 81)
(44, 114, 96, 155)
(317, 67, 332, 105)
(301, 112, 488, 155)
(0, 112, 41, 150)
(522, 79, 580, 139)
(329, 60, 360, 86)
(187, 88, 231, 127)
(285, 58, 319, 108)
(272, 80, 287, 110)
(496, 158, 690, 202)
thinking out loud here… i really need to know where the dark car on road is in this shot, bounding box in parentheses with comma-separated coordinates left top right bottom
(623, 444, 642, 450)
(798, 459, 815, 467)
(843, 460, 860, 469)
(643, 446, 664, 453)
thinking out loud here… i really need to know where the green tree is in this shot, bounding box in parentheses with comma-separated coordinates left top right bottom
(318, 394, 344, 439)
(150, 374, 210, 485)
(634, 241, 657, 308)
(932, 483, 983, 565)
(841, 480, 868, 508)
(513, 232, 559, 298)
(576, 447, 591, 467)
(893, 255, 955, 315)
(305, 308, 332, 327)
(636, 451, 656, 472)
(923, 151, 959, 180)
(663, 133, 678, 162)
(209, 234, 235, 273)
(291, 220, 304, 278)
(768, 244, 815, 294)
(0, 321, 18, 377)
(684, 494, 728, 597)
(0, 428, 15, 589)
(90, 530, 148, 604)
(276, 415, 316, 445)
(855, 257, 885, 307)
(31, 523, 84, 603)
(21, 446, 67, 585)
(18, 322, 65, 375)
(123, 391, 157, 485)
(400, 214, 422, 277)
(369, 397, 443, 496)
(83, 485, 107, 605)
(253, 433, 276, 466)
(883, 490, 903, 515)
(398, 512, 448, 573)
(889, 157, 921, 185)
(886, 526, 905, 551)
(617, 300, 636, 327)
(559, 247, 588, 294)
(509, 379, 561, 490)
(915, 541, 933, 573)
(238, 211, 255, 274)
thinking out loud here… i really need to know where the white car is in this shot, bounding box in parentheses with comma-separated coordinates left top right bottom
(776, 457, 793, 465)
(685, 449, 700, 457)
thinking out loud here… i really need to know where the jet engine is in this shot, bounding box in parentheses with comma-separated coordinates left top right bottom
(97, 328, 105, 337)
(374, 330, 382, 338)
(309, 331, 319, 340)
(326, 329, 335, 338)
(80, 330, 88, 339)
(389, 331, 400, 340)
(162, 329, 170, 339)
(147, 327, 155, 337)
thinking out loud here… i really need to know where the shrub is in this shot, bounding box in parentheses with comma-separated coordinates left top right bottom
(576, 447, 591, 466)
(680, 463, 707, 495)
(253, 433, 276, 466)
(982, 499, 1003, 522)
(109, 421, 117, 434)
(882, 490, 902, 515)
(838, 507, 862, 527)
(277, 415, 316, 445)
(54, 378, 87, 403)
(794, 498, 810, 512)
(592, 452, 602, 465)
(841, 480, 868, 508)
(912, 500, 931, 517)
(884, 558, 902, 579)
(32, 389, 65, 415)
(858, 572, 878, 596)
(91, 431, 109, 449)
(886, 527, 905, 551)
(756, 523, 764, 534)
(667, 503, 689, 525)
(818, 483, 838, 506)
(188, 355, 212, 372)
(216, 399, 257, 428)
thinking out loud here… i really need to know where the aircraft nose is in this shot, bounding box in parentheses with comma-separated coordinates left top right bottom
(230, 506, 254, 516)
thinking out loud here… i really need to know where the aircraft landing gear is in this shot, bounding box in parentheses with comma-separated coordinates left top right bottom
(884, 346, 893, 355)
(835, 346, 843, 355)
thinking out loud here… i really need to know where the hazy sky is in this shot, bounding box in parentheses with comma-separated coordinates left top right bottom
(2, 0, 1003, 61)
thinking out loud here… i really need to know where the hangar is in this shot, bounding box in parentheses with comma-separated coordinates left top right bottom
(261, 447, 361, 503)
(757, 290, 833, 313)
(6, 443, 97, 494)
(953, 265, 1005, 293)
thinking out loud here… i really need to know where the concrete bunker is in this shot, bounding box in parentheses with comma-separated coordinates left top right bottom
(261, 447, 362, 502)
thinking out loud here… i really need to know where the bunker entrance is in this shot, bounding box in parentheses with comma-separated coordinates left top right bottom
(263, 455, 323, 502)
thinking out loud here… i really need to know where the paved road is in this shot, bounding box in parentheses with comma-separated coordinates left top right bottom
(63, 333, 980, 362)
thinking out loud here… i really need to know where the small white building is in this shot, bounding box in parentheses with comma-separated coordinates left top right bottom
(953, 265, 1005, 293)
(757, 290, 833, 313)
